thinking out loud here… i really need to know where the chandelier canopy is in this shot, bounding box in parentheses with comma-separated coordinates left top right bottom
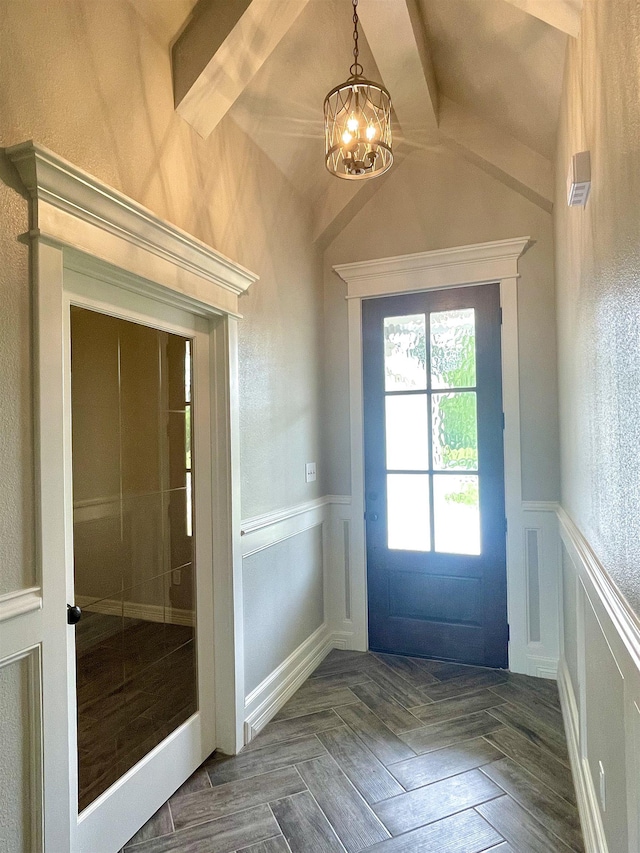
(324, 0, 393, 180)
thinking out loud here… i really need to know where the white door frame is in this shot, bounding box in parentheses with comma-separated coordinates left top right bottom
(66, 268, 219, 852)
(7, 142, 258, 851)
(334, 237, 532, 673)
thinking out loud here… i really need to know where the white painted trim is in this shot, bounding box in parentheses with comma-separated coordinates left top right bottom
(522, 500, 560, 513)
(558, 657, 609, 853)
(243, 625, 342, 745)
(211, 315, 245, 755)
(522, 502, 561, 676)
(335, 237, 532, 299)
(0, 644, 44, 853)
(74, 595, 195, 627)
(347, 296, 368, 651)
(239, 495, 355, 742)
(527, 656, 559, 679)
(7, 142, 254, 848)
(0, 586, 42, 623)
(335, 238, 532, 669)
(241, 498, 333, 559)
(6, 141, 257, 313)
(558, 506, 640, 672)
(241, 496, 351, 535)
(500, 276, 525, 672)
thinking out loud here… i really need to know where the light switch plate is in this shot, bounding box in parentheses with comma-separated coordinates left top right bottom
(305, 462, 317, 483)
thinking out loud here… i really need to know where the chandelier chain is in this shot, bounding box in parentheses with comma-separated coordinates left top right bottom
(350, 0, 363, 77)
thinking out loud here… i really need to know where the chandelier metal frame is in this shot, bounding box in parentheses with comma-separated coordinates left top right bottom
(323, 0, 393, 180)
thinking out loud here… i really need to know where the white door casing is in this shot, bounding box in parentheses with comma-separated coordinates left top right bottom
(333, 238, 532, 673)
(5, 142, 257, 852)
(66, 268, 219, 852)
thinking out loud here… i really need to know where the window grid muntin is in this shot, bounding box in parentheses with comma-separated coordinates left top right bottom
(383, 308, 480, 553)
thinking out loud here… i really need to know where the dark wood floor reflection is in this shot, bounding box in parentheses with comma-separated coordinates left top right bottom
(76, 612, 196, 811)
(122, 650, 584, 853)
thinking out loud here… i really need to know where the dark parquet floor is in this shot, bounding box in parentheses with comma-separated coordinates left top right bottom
(122, 649, 584, 853)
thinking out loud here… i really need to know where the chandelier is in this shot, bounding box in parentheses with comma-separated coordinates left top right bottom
(324, 0, 393, 180)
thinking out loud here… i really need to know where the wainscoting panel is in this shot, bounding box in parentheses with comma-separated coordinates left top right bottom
(559, 507, 640, 853)
(240, 496, 352, 745)
(243, 525, 324, 695)
(521, 502, 561, 677)
(0, 646, 43, 853)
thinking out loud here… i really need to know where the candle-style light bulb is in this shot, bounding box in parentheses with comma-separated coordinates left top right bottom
(347, 113, 359, 133)
(342, 130, 353, 145)
(366, 122, 376, 141)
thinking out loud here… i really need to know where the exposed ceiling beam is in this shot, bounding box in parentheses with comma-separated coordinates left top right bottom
(501, 0, 582, 37)
(357, 0, 439, 145)
(439, 97, 554, 213)
(172, 0, 312, 139)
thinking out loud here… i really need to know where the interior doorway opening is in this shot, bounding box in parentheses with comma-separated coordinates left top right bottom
(70, 307, 199, 811)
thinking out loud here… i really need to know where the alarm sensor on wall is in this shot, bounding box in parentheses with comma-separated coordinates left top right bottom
(567, 151, 591, 206)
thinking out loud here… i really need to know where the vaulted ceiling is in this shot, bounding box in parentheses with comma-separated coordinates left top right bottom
(170, 0, 580, 245)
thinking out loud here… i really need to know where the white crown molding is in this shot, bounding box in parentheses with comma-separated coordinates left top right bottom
(6, 141, 258, 316)
(558, 505, 640, 671)
(334, 237, 532, 299)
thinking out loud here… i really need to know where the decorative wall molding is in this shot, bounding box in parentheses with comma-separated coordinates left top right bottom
(558, 506, 640, 672)
(5, 141, 254, 845)
(335, 237, 532, 299)
(240, 495, 354, 741)
(0, 644, 44, 853)
(6, 141, 259, 318)
(0, 586, 42, 623)
(240, 497, 327, 558)
(559, 505, 640, 852)
(522, 500, 560, 513)
(558, 658, 609, 853)
(241, 495, 351, 534)
(522, 502, 561, 677)
(240, 495, 351, 558)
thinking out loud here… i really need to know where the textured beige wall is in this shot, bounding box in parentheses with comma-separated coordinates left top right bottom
(323, 146, 559, 502)
(0, 0, 324, 595)
(555, 0, 640, 615)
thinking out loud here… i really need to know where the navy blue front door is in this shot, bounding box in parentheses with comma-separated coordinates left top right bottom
(362, 284, 508, 668)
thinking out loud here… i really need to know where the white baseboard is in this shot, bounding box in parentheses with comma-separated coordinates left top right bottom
(243, 624, 345, 747)
(557, 657, 608, 853)
(526, 654, 558, 680)
(75, 594, 194, 627)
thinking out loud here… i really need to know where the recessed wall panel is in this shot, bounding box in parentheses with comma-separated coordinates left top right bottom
(0, 651, 40, 853)
(583, 594, 628, 850)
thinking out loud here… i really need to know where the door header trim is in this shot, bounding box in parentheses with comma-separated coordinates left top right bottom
(7, 141, 259, 318)
(334, 237, 532, 299)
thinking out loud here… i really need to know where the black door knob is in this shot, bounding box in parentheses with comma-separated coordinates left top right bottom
(67, 604, 82, 625)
